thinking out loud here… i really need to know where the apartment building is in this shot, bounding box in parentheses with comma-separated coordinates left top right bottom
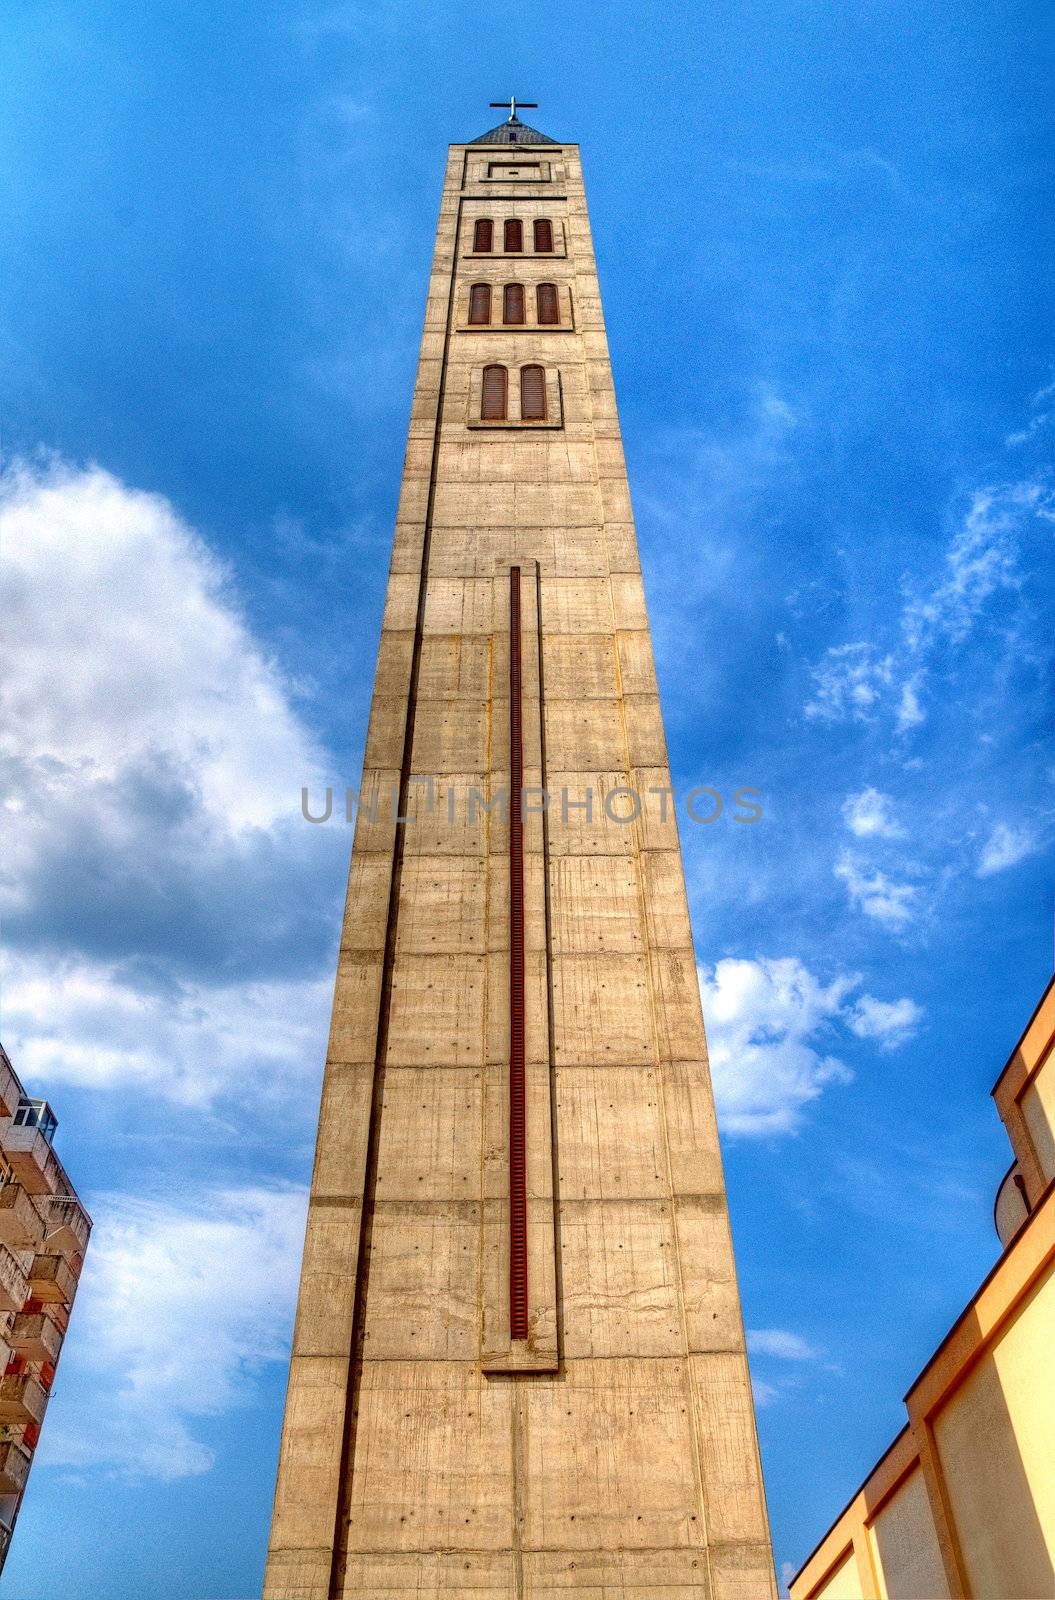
(0, 1043, 91, 1572)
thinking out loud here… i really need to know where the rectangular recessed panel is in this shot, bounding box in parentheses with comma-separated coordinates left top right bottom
(484, 559, 559, 1373)
(508, 565, 528, 1341)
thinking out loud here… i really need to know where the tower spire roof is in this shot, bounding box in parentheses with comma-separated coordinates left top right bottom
(471, 96, 558, 145)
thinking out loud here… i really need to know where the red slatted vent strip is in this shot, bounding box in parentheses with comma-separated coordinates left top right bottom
(508, 565, 528, 1341)
(474, 218, 493, 252)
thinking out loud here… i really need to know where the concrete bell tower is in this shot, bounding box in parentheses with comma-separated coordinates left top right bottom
(265, 104, 776, 1600)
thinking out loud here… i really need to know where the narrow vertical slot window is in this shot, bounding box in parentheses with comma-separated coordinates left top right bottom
(536, 283, 559, 326)
(520, 365, 546, 421)
(533, 218, 554, 253)
(481, 365, 508, 420)
(468, 283, 491, 325)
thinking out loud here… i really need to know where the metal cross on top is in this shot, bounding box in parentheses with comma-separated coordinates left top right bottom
(489, 96, 537, 124)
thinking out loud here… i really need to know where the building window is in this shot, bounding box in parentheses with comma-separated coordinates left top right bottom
(533, 219, 554, 253)
(489, 162, 543, 180)
(520, 365, 546, 421)
(536, 283, 559, 325)
(13, 1096, 58, 1143)
(482, 365, 508, 420)
(473, 218, 493, 252)
(503, 283, 525, 325)
(504, 219, 523, 253)
(468, 283, 491, 325)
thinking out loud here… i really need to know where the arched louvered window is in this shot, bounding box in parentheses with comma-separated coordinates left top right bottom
(481, 365, 508, 421)
(503, 283, 525, 325)
(520, 365, 546, 421)
(536, 283, 559, 325)
(533, 219, 554, 253)
(468, 283, 491, 325)
(473, 218, 493, 252)
(504, 218, 523, 252)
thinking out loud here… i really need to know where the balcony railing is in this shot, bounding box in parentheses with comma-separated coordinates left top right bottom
(0, 1441, 30, 1496)
(27, 1254, 78, 1306)
(0, 1184, 46, 1252)
(0, 1051, 19, 1121)
(0, 1247, 29, 1317)
(0, 1373, 47, 1427)
(1, 1126, 65, 1197)
(40, 1194, 91, 1256)
(10, 1313, 62, 1365)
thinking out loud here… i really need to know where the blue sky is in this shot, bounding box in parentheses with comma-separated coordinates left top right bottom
(1, 1, 1053, 1595)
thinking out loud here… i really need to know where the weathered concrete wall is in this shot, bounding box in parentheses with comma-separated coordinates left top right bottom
(265, 137, 775, 1600)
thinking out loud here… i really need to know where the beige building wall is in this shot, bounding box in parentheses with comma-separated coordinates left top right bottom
(869, 1469, 948, 1600)
(790, 976, 1055, 1600)
(994, 977, 1055, 1207)
(934, 1270, 1055, 1596)
(811, 1551, 874, 1600)
(265, 128, 774, 1600)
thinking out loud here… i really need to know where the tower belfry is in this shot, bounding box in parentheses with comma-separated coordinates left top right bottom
(265, 110, 775, 1600)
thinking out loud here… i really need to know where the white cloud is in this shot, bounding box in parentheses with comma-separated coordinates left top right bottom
(803, 477, 1054, 727)
(804, 642, 893, 723)
(1005, 414, 1053, 449)
(758, 388, 798, 429)
(841, 787, 905, 839)
(747, 1327, 821, 1361)
(901, 482, 1044, 650)
(0, 948, 331, 1107)
(1, 456, 326, 831)
(701, 957, 922, 1136)
(702, 957, 854, 1136)
(751, 1378, 780, 1409)
(0, 455, 344, 1104)
(1005, 383, 1055, 447)
(977, 821, 1039, 877)
(847, 994, 924, 1049)
(835, 852, 919, 930)
(895, 674, 926, 732)
(747, 1327, 823, 1414)
(38, 1185, 308, 1480)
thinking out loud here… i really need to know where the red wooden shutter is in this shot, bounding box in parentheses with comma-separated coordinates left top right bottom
(481, 365, 508, 420)
(533, 219, 554, 253)
(473, 218, 493, 252)
(504, 218, 523, 252)
(503, 283, 525, 324)
(520, 365, 546, 421)
(468, 283, 491, 325)
(536, 283, 559, 325)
